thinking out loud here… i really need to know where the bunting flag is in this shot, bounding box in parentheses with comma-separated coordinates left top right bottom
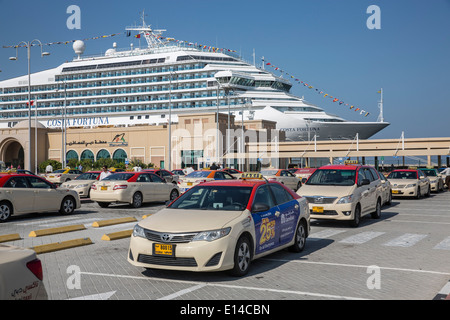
(265, 61, 371, 118)
(2, 32, 125, 48)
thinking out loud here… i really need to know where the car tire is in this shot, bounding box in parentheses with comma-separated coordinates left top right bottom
(425, 186, 431, 197)
(296, 182, 301, 192)
(98, 202, 110, 208)
(131, 192, 143, 208)
(229, 235, 252, 277)
(60, 196, 75, 215)
(415, 187, 421, 199)
(170, 189, 179, 201)
(349, 205, 361, 228)
(371, 199, 382, 219)
(386, 192, 392, 206)
(289, 220, 307, 252)
(0, 201, 12, 222)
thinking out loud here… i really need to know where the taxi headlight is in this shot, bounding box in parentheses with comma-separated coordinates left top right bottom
(406, 183, 417, 188)
(132, 224, 146, 238)
(337, 195, 354, 204)
(192, 227, 231, 242)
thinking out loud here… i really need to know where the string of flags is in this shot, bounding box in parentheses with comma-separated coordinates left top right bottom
(2, 33, 125, 48)
(265, 61, 371, 118)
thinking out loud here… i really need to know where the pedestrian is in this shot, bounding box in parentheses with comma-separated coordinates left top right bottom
(99, 166, 112, 180)
(46, 163, 53, 173)
(210, 162, 218, 170)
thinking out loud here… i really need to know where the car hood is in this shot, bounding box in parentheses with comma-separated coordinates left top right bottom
(298, 185, 355, 197)
(138, 208, 245, 232)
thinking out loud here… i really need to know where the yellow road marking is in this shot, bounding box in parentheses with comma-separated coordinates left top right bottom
(30, 238, 93, 254)
(101, 230, 133, 241)
(29, 224, 86, 237)
(92, 217, 137, 228)
(0, 233, 21, 243)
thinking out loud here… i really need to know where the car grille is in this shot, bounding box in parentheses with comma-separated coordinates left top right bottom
(304, 196, 337, 204)
(144, 229, 198, 243)
(137, 254, 198, 267)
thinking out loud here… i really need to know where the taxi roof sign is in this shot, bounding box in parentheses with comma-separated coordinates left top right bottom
(240, 173, 264, 180)
(344, 160, 359, 165)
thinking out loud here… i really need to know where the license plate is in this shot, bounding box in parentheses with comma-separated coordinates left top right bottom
(153, 243, 174, 256)
(49, 176, 54, 178)
(187, 182, 193, 186)
(101, 186, 107, 191)
(312, 206, 324, 213)
(392, 190, 399, 194)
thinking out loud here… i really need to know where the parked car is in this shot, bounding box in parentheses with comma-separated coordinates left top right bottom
(0, 244, 48, 300)
(41, 168, 83, 185)
(387, 169, 431, 199)
(178, 170, 235, 193)
(90, 171, 180, 208)
(128, 173, 310, 276)
(260, 169, 302, 191)
(0, 173, 80, 222)
(60, 171, 101, 198)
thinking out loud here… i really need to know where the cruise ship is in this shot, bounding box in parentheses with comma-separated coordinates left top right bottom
(0, 18, 389, 141)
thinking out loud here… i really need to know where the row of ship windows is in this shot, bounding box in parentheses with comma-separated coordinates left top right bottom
(0, 100, 244, 118)
(0, 63, 208, 94)
(1, 82, 218, 103)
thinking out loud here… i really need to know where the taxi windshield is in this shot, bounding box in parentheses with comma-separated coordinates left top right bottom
(169, 186, 253, 211)
(186, 171, 211, 178)
(75, 172, 100, 180)
(260, 170, 278, 176)
(387, 171, 417, 179)
(421, 169, 437, 176)
(306, 169, 356, 186)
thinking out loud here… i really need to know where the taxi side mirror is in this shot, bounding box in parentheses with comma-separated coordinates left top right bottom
(252, 203, 270, 213)
(358, 179, 370, 186)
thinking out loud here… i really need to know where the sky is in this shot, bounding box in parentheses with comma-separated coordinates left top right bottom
(0, 0, 449, 141)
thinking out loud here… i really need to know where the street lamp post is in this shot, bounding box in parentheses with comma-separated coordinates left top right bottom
(9, 40, 50, 172)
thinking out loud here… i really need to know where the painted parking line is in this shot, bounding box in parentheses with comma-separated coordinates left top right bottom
(158, 284, 207, 300)
(434, 236, 450, 250)
(383, 233, 428, 248)
(80, 271, 368, 300)
(308, 229, 347, 241)
(339, 231, 385, 244)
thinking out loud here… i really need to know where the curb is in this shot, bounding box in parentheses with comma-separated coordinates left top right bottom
(101, 229, 133, 241)
(92, 217, 137, 228)
(0, 233, 21, 243)
(30, 237, 93, 254)
(29, 224, 86, 237)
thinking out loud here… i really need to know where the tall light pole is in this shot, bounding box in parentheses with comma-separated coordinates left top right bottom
(9, 40, 50, 171)
(168, 71, 175, 171)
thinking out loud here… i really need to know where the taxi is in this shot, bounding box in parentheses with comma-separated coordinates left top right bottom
(0, 173, 80, 222)
(222, 168, 243, 178)
(143, 169, 179, 185)
(419, 167, 445, 192)
(178, 170, 235, 193)
(41, 168, 83, 185)
(90, 171, 180, 208)
(0, 244, 48, 300)
(297, 161, 383, 227)
(260, 169, 302, 191)
(289, 168, 317, 184)
(387, 169, 431, 198)
(376, 169, 392, 206)
(60, 171, 101, 198)
(128, 173, 310, 276)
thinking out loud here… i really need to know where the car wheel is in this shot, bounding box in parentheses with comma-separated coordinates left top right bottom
(60, 196, 75, 215)
(349, 205, 361, 228)
(229, 235, 251, 277)
(415, 187, 421, 199)
(425, 186, 431, 197)
(289, 220, 307, 252)
(0, 202, 12, 222)
(371, 199, 381, 219)
(170, 189, 179, 201)
(131, 192, 143, 208)
(98, 202, 110, 208)
(386, 192, 392, 206)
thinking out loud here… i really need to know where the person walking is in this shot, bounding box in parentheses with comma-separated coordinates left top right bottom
(210, 162, 219, 170)
(99, 166, 112, 180)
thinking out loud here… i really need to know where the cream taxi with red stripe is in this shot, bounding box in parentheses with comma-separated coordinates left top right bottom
(128, 173, 310, 276)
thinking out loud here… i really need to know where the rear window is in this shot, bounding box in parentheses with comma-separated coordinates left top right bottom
(102, 173, 135, 181)
(75, 172, 100, 180)
(186, 171, 211, 178)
